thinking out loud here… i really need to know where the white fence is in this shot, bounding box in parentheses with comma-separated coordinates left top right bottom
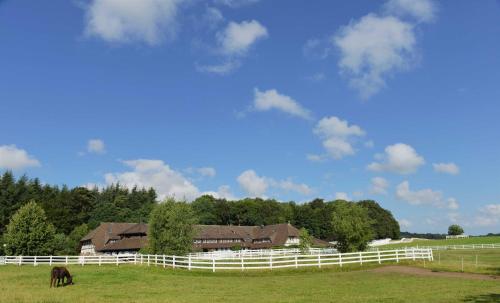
(0, 248, 432, 272)
(188, 248, 338, 260)
(391, 243, 500, 251)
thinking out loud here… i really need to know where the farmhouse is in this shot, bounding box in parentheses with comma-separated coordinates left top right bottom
(80, 222, 326, 255)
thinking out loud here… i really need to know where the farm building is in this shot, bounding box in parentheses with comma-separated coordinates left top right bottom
(80, 222, 327, 255)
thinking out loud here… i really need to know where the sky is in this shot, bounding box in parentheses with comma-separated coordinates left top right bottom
(1, 0, 500, 235)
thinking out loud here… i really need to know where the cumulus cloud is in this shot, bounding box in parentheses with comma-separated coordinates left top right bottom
(217, 20, 268, 55)
(334, 14, 417, 99)
(237, 169, 269, 197)
(367, 143, 424, 174)
(335, 192, 350, 201)
(0, 145, 40, 170)
(396, 181, 459, 210)
(253, 88, 312, 120)
(214, 0, 260, 8)
(384, 0, 437, 23)
(313, 116, 366, 160)
(104, 159, 200, 201)
(84, 0, 183, 45)
(473, 204, 500, 227)
(370, 177, 389, 195)
(433, 162, 460, 175)
(87, 139, 106, 154)
(202, 185, 237, 200)
(398, 218, 412, 229)
(237, 169, 313, 198)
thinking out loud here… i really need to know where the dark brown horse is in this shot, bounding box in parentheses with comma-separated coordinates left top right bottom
(50, 267, 73, 288)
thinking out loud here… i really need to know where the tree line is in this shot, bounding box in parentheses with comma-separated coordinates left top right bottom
(0, 171, 401, 255)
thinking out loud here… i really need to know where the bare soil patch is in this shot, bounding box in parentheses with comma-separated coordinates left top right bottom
(371, 265, 499, 281)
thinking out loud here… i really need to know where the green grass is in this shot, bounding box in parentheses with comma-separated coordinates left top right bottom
(1, 263, 499, 303)
(379, 236, 500, 249)
(411, 249, 500, 276)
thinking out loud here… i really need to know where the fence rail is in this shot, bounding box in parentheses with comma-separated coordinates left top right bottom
(188, 248, 338, 260)
(0, 248, 432, 272)
(382, 243, 500, 251)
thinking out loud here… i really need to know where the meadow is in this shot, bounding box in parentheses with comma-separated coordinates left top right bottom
(0, 261, 499, 303)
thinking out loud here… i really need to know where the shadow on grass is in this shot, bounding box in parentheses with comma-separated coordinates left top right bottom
(462, 293, 500, 303)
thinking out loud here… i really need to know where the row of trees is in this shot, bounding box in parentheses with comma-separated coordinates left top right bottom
(0, 172, 401, 255)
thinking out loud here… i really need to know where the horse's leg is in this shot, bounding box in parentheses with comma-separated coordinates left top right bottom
(50, 276, 53, 288)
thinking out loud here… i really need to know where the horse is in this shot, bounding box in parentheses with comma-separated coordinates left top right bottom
(50, 266, 73, 288)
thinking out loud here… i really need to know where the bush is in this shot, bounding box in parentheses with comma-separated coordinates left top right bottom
(148, 199, 197, 255)
(4, 201, 56, 255)
(448, 224, 464, 236)
(331, 201, 373, 253)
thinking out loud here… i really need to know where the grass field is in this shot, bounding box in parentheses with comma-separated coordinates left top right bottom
(1, 262, 499, 303)
(379, 236, 500, 249)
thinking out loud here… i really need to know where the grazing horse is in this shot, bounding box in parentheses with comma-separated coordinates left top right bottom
(50, 267, 73, 288)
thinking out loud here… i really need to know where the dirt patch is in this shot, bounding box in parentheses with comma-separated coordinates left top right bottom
(371, 266, 499, 281)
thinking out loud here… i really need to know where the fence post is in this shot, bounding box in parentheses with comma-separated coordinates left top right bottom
(359, 252, 362, 266)
(295, 255, 298, 269)
(163, 255, 166, 268)
(396, 250, 399, 263)
(270, 255, 273, 270)
(49, 256, 53, 266)
(318, 254, 321, 268)
(155, 255, 158, 266)
(188, 255, 192, 271)
(81, 256, 84, 266)
(66, 256, 68, 265)
(116, 255, 119, 266)
(147, 255, 150, 267)
(241, 256, 244, 271)
(173, 256, 176, 269)
(33, 256, 37, 267)
(212, 257, 215, 273)
(412, 248, 415, 261)
(19, 256, 22, 266)
(339, 253, 342, 267)
(134, 254, 137, 265)
(377, 250, 381, 264)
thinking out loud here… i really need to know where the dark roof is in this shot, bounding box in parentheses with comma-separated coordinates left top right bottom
(100, 237, 148, 252)
(80, 223, 138, 251)
(119, 223, 148, 236)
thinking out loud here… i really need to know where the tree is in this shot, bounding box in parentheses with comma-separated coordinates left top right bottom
(4, 201, 56, 255)
(448, 224, 464, 236)
(66, 224, 90, 255)
(331, 202, 373, 253)
(148, 199, 197, 255)
(358, 200, 400, 239)
(298, 228, 312, 253)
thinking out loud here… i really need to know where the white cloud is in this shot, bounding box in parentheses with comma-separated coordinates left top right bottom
(87, 139, 106, 154)
(370, 177, 389, 195)
(202, 185, 237, 200)
(217, 20, 268, 55)
(84, 0, 183, 45)
(303, 38, 331, 60)
(306, 154, 326, 162)
(335, 192, 350, 201)
(313, 116, 366, 160)
(367, 143, 424, 174)
(384, 0, 437, 23)
(334, 14, 416, 99)
(237, 169, 313, 198)
(204, 6, 224, 29)
(104, 159, 200, 201)
(433, 162, 460, 175)
(253, 88, 312, 120)
(396, 181, 459, 210)
(471, 204, 500, 227)
(0, 145, 40, 170)
(197, 167, 217, 178)
(195, 60, 241, 75)
(237, 170, 269, 197)
(214, 0, 260, 8)
(277, 179, 313, 196)
(398, 218, 412, 229)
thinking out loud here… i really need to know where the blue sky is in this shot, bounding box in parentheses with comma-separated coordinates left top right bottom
(1, 0, 500, 234)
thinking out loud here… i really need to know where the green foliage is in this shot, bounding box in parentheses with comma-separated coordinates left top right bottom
(298, 228, 312, 253)
(148, 199, 197, 255)
(66, 224, 90, 255)
(52, 233, 71, 255)
(4, 201, 56, 255)
(448, 224, 464, 236)
(358, 200, 400, 239)
(230, 244, 242, 251)
(331, 201, 373, 253)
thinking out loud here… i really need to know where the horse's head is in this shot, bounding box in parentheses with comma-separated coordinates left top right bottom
(66, 275, 74, 285)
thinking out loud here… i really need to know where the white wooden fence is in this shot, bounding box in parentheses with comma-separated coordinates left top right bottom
(188, 247, 338, 260)
(389, 243, 500, 251)
(0, 248, 432, 272)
